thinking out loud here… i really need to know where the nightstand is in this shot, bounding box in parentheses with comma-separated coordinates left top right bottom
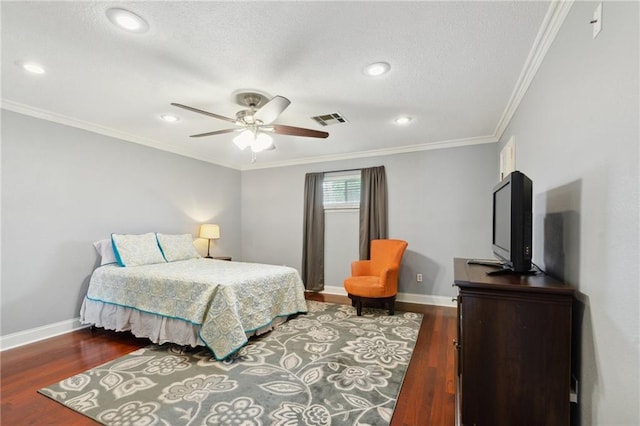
(212, 256, 232, 261)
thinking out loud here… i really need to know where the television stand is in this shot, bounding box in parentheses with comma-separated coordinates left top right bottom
(466, 259, 537, 276)
(486, 267, 538, 276)
(466, 259, 504, 268)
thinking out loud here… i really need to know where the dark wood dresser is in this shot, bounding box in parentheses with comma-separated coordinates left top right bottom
(453, 257, 574, 426)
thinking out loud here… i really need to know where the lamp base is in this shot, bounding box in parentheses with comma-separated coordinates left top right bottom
(206, 239, 212, 258)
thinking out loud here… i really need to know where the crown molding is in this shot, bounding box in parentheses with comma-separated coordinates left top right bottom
(493, 0, 575, 139)
(240, 135, 499, 171)
(3, 98, 497, 171)
(1, 99, 240, 170)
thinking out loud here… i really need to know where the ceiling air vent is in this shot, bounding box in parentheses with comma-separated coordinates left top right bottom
(311, 112, 348, 126)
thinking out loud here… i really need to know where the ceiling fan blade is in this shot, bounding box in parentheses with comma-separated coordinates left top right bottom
(269, 124, 329, 139)
(254, 95, 291, 125)
(171, 103, 237, 124)
(190, 128, 240, 138)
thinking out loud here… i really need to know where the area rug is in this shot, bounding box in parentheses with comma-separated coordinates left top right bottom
(39, 300, 422, 426)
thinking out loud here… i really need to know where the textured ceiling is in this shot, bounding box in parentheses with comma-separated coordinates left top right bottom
(1, 1, 552, 170)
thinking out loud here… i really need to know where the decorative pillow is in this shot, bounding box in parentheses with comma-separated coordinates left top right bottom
(93, 238, 117, 265)
(111, 233, 167, 267)
(156, 233, 201, 262)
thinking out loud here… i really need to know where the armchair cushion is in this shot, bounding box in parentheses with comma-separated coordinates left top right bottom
(344, 266, 400, 298)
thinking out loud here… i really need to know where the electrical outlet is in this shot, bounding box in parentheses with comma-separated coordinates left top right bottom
(416, 273, 423, 283)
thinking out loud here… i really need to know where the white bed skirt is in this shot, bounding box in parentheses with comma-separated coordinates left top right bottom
(80, 298, 286, 348)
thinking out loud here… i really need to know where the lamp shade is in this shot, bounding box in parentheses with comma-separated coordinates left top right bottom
(251, 132, 273, 152)
(233, 130, 253, 150)
(199, 224, 220, 239)
(233, 130, 274, 152)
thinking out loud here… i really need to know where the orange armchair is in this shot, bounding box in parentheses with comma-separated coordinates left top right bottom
(344, 239, 408, 316)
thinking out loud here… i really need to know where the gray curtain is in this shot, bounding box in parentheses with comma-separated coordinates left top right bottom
(302, 172, 325, 291)
(359, 166, 388, 259)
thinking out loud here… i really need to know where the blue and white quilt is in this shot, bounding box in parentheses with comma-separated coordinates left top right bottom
(85, 258, 308, 359)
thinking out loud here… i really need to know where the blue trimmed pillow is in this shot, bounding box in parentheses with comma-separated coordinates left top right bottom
(111, 233, 167, 267)
(156, 233, 201, 262)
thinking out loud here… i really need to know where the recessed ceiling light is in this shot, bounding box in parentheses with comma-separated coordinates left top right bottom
(159, 114, 180, 123)
(16, 60, 46, 75)
(106, 8, 149, 33)
(363, 62, 391, 77)
(394, 116, 413, 125)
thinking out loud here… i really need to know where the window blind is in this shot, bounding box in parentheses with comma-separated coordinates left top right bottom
(323, 172, 361, 209)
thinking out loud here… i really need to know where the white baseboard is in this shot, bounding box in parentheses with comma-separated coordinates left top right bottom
(321, 285, 456, 308)
(0, 317, 89, 351)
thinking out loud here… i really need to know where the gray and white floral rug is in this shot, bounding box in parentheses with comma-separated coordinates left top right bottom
(39, 301, 422, 426)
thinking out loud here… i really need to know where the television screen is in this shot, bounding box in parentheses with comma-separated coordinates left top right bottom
(493, 181, 511, 253)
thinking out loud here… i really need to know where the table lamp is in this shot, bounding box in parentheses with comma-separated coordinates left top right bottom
(199, 224, 220, 258)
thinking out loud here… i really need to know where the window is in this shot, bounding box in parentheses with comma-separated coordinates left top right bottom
(323, 172, 361, 209)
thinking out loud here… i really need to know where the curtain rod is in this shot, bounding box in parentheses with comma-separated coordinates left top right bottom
(324, 165, 383, 174)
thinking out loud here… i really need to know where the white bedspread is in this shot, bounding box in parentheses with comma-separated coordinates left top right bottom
(82, 258, 307, 359)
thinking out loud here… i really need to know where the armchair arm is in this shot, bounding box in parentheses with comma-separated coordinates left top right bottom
(379, 267, 400, 292)
(351, 260, 371, 276)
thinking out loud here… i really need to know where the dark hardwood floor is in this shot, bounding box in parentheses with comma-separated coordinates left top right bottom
(1, 293, 456, 425)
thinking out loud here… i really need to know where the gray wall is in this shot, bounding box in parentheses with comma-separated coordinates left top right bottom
(241, 143, 498, 298)
(1, 110, 241, 335)
(498, 2, 639, 424)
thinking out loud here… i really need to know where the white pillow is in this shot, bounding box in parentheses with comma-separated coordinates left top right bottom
(156, 233, 201, 262)
(93, 238, 117, 265)
(111, 233, 167, 267)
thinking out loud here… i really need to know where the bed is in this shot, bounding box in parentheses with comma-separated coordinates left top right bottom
(81, 235, 307, 360)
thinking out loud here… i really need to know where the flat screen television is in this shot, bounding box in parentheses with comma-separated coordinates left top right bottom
(491, 170, 533, 274)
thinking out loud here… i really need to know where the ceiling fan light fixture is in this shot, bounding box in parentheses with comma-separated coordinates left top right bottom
(233, 130, 273, 152)
(106, 8, 149, 33)
(173, 93, 327, 160)
(363, 61, 391, 77)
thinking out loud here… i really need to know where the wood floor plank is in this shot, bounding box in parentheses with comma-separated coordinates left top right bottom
(445, 314, 458, 395)
(0, 293, 456, 425)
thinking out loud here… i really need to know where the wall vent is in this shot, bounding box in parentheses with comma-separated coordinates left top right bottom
(311, 112, 348, 126)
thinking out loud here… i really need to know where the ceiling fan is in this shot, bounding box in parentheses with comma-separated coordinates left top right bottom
(171, 92, 329, 153)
